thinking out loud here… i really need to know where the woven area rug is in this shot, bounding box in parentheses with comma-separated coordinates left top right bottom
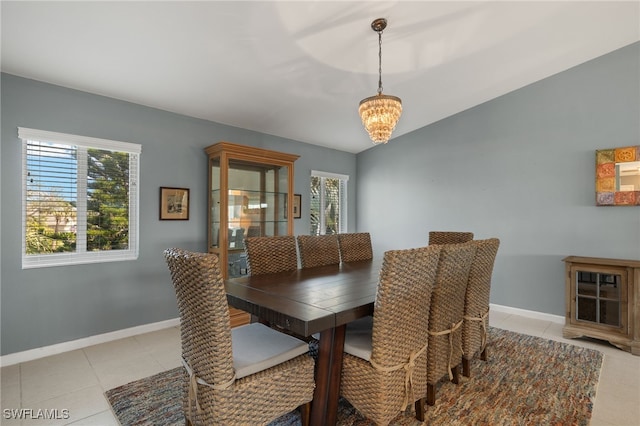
(106, 327, 603, 425)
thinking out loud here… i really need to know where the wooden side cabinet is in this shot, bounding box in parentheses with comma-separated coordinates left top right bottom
(563, 256, 640, 355)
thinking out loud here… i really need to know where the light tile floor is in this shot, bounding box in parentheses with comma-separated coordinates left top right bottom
(1, 312, 639, 425)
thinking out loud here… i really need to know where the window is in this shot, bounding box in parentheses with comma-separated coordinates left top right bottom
(310, 170, 348, 235)
(19, 127, 141, 268)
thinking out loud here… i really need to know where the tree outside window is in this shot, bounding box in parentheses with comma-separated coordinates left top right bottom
(310, 171, 348, 235)
(20, 128, 140, 268)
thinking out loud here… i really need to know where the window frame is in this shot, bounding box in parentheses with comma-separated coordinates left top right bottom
(19, 127, 141, 269)
(310, 170, 349, 235)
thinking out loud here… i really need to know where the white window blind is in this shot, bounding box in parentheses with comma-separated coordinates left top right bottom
(19, 127, 141, 268)
(310, 170, 348, 235)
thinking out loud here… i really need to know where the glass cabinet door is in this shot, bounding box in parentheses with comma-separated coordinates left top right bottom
(225, 160, 289, 277)
(209, 157, 221, 251)
(226, 159, 289, 242)
(574, 267, 622, 328)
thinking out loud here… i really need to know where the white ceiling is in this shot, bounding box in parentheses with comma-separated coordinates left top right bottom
(2, 1, 639, 153)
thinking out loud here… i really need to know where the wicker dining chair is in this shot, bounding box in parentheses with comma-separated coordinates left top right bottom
(244, 235, 298, 275)
(297, 234, 340, 268)
(337, 232, 373, 262)
(428, 231, 474, 245)
(245, 235, 318, 346)
(426, 242, 476, 406)
(340, 245, 442, 425)
(462, 238, 500, 377)
(163, 248, 315, 426)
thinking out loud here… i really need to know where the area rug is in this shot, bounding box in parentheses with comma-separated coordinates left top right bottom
(106, 327, 603, 425)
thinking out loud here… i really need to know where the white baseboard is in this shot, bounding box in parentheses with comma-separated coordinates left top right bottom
(0, 318, 180, 367)
(1, 304, 564, 367)
(490, 303, 565, 325)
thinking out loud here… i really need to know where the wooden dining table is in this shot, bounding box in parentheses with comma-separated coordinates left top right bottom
(225, 258, 382, 426)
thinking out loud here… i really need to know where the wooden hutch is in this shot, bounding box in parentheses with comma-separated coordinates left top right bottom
(205, 142, 299, 327)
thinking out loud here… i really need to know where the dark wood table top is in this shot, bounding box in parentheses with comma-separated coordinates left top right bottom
(225, 257, 383, 426)
(225, 258, 382, 336)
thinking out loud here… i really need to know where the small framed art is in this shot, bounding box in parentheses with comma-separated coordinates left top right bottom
(160, 187, 190, 220)
(293, 194, 302, 219)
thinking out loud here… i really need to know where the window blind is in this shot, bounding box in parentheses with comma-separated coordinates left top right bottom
(19, 127, 141, 269)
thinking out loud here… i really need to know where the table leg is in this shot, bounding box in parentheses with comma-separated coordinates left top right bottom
(310, 325, 346, 426)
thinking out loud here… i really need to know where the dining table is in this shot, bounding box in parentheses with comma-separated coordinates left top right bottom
(224, 258, 383, 426)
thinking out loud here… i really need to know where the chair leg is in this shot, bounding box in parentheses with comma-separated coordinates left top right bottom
(451, 364, 460, 384)
(462, 358, 471, 377)
(480, 346, 488, 361)
(185, 414, 193, 426)
(299, 402, 311, 426)
(415, 397, 426, 421)
(427, 383, 436, 406)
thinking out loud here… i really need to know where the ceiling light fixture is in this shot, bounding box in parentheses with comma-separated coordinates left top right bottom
(358, 18, 402, 145)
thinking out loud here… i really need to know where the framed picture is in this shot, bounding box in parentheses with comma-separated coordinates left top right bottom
(293, 194, 302, 219)
(159, 187, 190, 220)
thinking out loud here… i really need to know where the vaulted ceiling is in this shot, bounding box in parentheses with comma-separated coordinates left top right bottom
(2, 1, 638, 153)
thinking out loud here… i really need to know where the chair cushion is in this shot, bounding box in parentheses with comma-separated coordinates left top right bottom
(343, 316, 374, 361)
(231, 323, 310, 379)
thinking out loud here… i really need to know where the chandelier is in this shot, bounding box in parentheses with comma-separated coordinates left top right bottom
(359, 18, 402, 145)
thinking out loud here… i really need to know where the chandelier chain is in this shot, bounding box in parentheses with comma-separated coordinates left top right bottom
(377, 29, 383, 95)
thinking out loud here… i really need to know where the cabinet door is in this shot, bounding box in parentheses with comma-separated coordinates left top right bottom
(225, 160, 290, 278)
(570, 265, 628, 334)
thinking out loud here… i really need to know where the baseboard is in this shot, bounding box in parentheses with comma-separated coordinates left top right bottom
(0, 318, 180, 367)
(1, 304, 564, 366)
(490, 303, 565, 325)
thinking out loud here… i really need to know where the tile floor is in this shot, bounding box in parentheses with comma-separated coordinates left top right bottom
(1, 311, 639, 425)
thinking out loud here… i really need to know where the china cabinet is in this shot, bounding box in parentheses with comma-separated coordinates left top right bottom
(205, 142, 299, 326)
(563, 256, 640, 355)
(205, 142, 299, 325)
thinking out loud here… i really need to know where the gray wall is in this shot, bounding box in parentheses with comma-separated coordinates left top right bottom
(357, 42, 640, 316)
(2, 42, 639, 355)
(0, 73, 357, 355)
